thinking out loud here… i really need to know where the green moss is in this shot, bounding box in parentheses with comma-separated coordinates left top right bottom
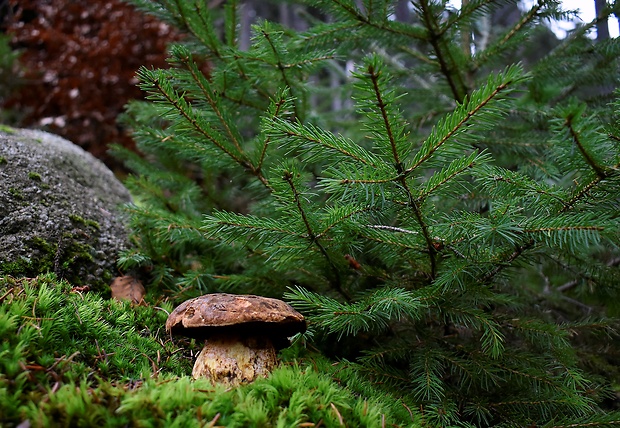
(41, 233, 97, 285)
(0, 123, 16, 133)
(14, 368, 405, 428)
(8, 187, 23, 200)
(0, 233, 110, 289)
(28, 171, 42, 181)
(0, 237, 55, 277)
(0, 156, 6, 165)
(30, 235, 56, 254)
(0, 275, 414, 428)
(0, 257, 35, 276)
(69, 213, 101, 230)
(3, 237, 60, 276)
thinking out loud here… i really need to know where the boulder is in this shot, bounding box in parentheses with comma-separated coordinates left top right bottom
(0, 126, 131, 288)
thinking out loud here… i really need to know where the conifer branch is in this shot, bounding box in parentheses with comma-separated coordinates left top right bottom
(257, 95, 288, 174)
(330, 0, 425, 39)
(440, 0, 496, 36)
(406, 71, 517, 175)
(316, 205, 376, 239)
(178, 51, 244, 155)
(219, 92, 265, 111)
(552, 419, 620, 428)
(496, 3, 540, 51)
(358, 57, 438, 277)
(227, 54, 273, 101)
(368, 63, 402, 170)
(367, 225, 419, 235)
(417, 152, 482, 202)
(261, 29, 301, 120)
(271, 120, 383, 167)
(205, 213, 305, 239)
(481, 240, 535, 284)
(172, 0, 218, 55)
(398, 45, 438, 66)
(406, 190, 437, 279)
(150, 54, 276, 187)
(297, 22, 362, 49)
(418, 0, 467, 102)
(486, 169, 569, 208)
(142, 69, 272, 187)
(524, 225, 604, 234)
(281, 170, 346, 299)
(338, 176, 397, 185)
(224, 0, 238, 48)
(473, 2, 541, 70)
(565, 115, 609, 179)
(282, 56, 336, 69)
(561, 163, 620, 213)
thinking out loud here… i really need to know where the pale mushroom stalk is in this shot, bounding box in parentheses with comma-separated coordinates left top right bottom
(191, 333, 276, 384)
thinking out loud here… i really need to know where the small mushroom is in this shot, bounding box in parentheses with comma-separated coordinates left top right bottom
(166, 293, 306, 385)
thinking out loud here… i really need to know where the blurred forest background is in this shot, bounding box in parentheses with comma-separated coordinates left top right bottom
(0, 0, 183, 172)
(3, 0, 615, 172)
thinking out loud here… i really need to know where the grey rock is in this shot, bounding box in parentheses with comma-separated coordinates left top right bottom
(0, 126, 132, 288)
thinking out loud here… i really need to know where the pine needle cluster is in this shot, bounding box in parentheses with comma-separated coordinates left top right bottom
(116, 0, 620, 425)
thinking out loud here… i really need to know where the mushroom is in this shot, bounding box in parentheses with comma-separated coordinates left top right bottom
(165, 293, 306, 385)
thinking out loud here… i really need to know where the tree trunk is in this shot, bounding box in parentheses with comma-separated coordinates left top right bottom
(595, 0, 610, 41)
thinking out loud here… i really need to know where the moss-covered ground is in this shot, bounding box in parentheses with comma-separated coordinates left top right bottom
(0, 274, 420, 427)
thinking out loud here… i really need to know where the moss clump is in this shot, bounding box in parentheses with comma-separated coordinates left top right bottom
(8, 187, 23, 200)
(0, 230, 112, 289)
(0, 275, 183, 377)
(0, 257, 35, 276)
(27, 171, 42, 181)
(0, 123, 16, 133)
(0, 275, 190, 425)
(0, 238, 54, 277)
(0, 237, 55, 277)
(14, 367, 408, 428)
(16, 365, 405, 428)
(69, 213, 101, 230)
(0, 275, 414, 427)
(0, 156, 7, 165)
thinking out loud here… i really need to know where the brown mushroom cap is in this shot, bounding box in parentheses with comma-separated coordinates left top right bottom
(165, 293, 306, 348)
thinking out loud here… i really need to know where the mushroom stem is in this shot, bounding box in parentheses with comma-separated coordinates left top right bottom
(192, 333, 277, 385)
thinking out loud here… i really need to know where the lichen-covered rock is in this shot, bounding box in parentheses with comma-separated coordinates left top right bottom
(0, 126, 131, 288)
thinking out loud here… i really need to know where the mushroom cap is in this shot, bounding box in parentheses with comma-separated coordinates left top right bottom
(165, 293, 306, 346)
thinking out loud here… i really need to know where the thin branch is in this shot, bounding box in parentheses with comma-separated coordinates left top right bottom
(405, 80, 512, 175)
(261, 29, 301, 120)
(418, 0, 467, 102)
(439, 0, 495, 36)
(331, 0, 426, 40)
(257, 97, 287, 173)
(368, 62, 403, 170)
(316, 206, 377, 238)
(473, 3, 541, 71)
(282, 171, 348, 300)
(481, 240, 535, 284)
(565, 114, 608, 179)
(367, 225, 419, 235)
(417, 158, 477, 202)
(149, 75, 273, 188)
(181, 55, 244, 154)
(367, 62, 437, 277)
(173, 0, 219, 56)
